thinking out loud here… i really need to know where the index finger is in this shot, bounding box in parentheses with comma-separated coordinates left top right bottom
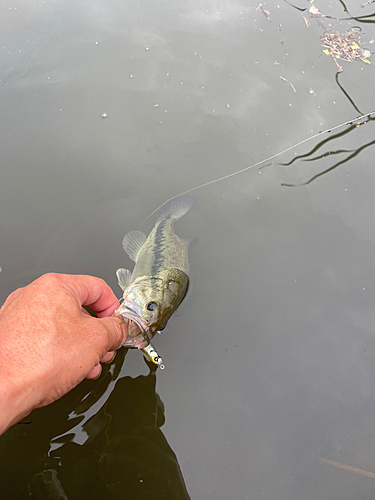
(61, 274, 120, 317)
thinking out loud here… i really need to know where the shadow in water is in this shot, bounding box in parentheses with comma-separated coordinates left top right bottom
(0, 349, 190, 500)
(284, 0, 375, 23)
(280, 74, 375, 187)
(335, 72, 364, 115)
(338, 1, 375, 24)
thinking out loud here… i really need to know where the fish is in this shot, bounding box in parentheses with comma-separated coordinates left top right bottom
(114, 194, 195, 368)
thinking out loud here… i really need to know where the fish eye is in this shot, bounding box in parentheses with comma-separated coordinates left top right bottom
(146, 301, 158, 312)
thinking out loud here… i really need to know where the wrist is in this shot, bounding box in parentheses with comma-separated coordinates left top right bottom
(0, 374, 32, 435)
(0, 318, 37, 435)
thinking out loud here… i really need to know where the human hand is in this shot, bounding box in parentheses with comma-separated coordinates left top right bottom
(0, 273, 127, 434)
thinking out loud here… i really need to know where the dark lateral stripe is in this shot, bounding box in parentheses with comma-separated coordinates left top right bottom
(150, 217, 170, 275)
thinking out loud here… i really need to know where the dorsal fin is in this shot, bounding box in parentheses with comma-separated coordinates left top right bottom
(122, 230, 147, 261)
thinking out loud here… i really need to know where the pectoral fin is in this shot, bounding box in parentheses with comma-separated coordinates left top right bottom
(116, 268, 132, 290)
(122, 230, 147, 261)
(183, 237, 196, 249)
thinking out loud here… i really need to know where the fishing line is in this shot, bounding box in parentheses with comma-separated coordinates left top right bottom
(142, 110, 375, 226)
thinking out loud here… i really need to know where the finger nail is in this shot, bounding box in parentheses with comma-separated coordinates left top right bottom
(92, 365, 102, 380)
(103, 351, 116, 364)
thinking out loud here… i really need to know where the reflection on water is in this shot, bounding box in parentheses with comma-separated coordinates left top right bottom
(276, 57, 375, 186)
(281, 133, 375, 186)
(335, 72, 363, 114)
(286, 0, 375, 24)
(277, 66, 375, 186)
(280, 114, 375, 187)
(0, 350, 190, 500)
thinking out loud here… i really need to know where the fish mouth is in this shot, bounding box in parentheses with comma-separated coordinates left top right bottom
(114, 301, 152, 347)
(113, 302, 164, 368)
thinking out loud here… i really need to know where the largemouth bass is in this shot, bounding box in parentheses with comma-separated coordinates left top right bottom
(114, 194, 195, 368)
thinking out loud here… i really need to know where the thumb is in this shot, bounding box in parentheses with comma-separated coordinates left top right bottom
(98, 316, 128, 351)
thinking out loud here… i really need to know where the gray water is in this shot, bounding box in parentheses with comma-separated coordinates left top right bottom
(1, 1, 375, 498)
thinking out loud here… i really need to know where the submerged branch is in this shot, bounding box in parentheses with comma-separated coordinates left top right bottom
(320, 458, 375, 479)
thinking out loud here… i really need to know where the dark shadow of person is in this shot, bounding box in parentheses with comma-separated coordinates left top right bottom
(0, 349, 191, 500)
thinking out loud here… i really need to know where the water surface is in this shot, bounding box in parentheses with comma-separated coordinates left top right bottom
(1, 1, 375, 498)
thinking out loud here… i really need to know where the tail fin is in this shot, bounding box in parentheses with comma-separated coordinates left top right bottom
(156, 194, 195, 223)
